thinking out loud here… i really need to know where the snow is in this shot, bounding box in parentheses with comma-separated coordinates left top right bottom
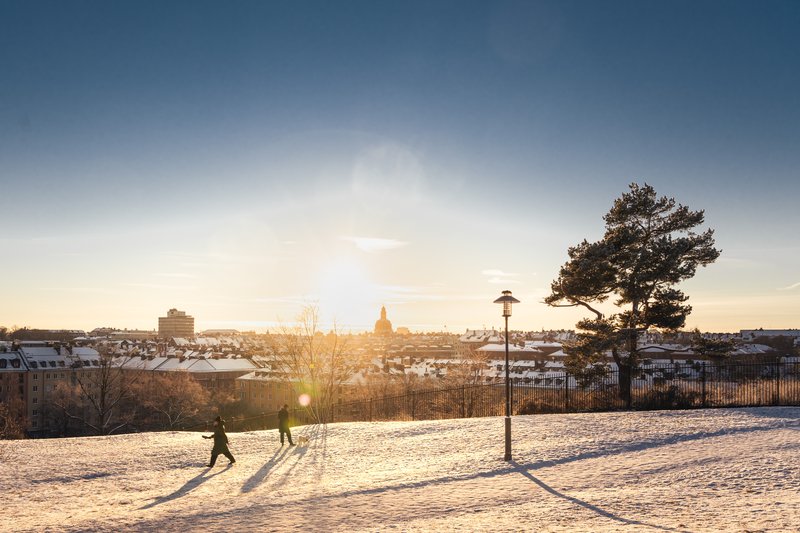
(3, 407, 800, 532)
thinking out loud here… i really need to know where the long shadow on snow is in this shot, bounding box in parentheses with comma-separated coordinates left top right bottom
(240, 447, 292, 493)
(296, 422, 783, 500)
(510, 460, 690, 532)
(304, 423, 329, 483)
(730, 406, 800, 427)
(241, 424, 321, 493)
(525, 422, 787, 470)
(272, 424, 323, 486)
(139, 464, 231, 509)
(33, 472, 114, 484)
(131, 422, 780, 529)
(207, 423, 780, 499)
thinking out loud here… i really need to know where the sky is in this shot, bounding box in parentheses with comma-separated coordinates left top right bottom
(1, 0, 798, 334)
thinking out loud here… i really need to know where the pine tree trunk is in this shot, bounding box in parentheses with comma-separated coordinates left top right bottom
(618, 362, 632, 408)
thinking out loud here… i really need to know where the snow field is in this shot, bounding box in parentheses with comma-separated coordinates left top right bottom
(2, 407, 799, 532)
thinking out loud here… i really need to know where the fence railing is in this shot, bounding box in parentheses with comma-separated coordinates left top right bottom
(221, 361, 800, 432)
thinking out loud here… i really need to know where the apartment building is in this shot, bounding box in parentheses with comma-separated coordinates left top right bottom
(1, 343, 102, 435)
(237, 370, 299, 414)
(158, 308, 195, 339)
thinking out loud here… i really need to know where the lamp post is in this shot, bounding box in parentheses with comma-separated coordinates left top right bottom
(494, 289, 520, 461)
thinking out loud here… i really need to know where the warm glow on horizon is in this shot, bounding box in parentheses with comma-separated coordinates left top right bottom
(314, 258, 381, 329)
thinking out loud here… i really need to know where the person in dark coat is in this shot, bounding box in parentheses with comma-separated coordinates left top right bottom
(203, 415, 236, 467)
(278, 404, 294, 446)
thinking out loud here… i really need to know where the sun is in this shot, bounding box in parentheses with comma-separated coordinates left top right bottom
(315, 258, 380, 329)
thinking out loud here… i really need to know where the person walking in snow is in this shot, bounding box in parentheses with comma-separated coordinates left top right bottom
(203, 415, 236, 467)
(278, 404, 294, 446)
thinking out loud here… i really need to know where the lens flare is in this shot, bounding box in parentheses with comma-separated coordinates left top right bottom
(298, 393, 311, 407)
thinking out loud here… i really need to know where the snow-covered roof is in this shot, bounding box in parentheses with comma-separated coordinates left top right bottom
(459, 329, 505, 343)
(733, 344, 775, 355)
(0, 352, 25, 371)
(205, 358, 257, 372)
(118, 356, 170, 371)
(156, 358, 194, 371)
(524, 341, 563, 349)
(237, 370, 299, 382)
(477, 344, 540, 353)
(19, 346, 59, 358)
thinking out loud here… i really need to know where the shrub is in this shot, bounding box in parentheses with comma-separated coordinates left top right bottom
(637, 385, 700, 410)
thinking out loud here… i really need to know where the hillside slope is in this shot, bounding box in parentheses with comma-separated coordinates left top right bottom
(3, 407, 800, 532)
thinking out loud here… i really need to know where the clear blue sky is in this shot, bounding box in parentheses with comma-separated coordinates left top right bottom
(2, 0, 798, 332)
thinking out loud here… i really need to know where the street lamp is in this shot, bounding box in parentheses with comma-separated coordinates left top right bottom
(494, 289, 520, 461)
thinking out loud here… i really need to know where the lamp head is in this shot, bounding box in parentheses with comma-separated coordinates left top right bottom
(493, 290, 520, 318)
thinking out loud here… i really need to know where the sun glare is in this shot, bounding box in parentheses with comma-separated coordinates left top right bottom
(315, 258, 380, 329)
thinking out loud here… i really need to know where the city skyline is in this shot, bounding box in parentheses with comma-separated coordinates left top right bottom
(2, 1, 799, 333)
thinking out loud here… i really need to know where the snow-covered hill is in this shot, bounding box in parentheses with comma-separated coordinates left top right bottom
(3, 407, 800, 532)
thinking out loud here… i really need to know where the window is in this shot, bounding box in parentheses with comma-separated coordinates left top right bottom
(32, 409, 38, 416)
(46, 373, 50, 379)
(33, 374, 38, 380)
(30, 361, 38, 369)
(32, 398, 38, 404)
(32, 420, 38, 427)
(49, 361, 56, 368)
(33, 385, 38, 392)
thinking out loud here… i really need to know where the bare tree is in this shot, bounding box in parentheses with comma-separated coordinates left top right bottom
(48, 381, 81, 436)
(445, 342, 491, 387)
(444, 342, 492, 417)
(271, 305, 357, 424)
(138, 371, 210, 430)
(57, 347, 145, 435)
(0, 397, 26, 460)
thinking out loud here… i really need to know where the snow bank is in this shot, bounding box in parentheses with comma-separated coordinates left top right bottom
(2, 407, 799, 532)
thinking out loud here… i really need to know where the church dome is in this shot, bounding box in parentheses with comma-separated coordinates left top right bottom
(374, 306, 393, 336)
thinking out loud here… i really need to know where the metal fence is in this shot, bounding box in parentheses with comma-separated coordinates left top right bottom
(223, 361, 800, 432)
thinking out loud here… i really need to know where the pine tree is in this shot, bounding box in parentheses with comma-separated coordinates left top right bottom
(546, 183, 720, 402)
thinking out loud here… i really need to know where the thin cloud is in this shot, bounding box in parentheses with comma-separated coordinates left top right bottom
(154, 273, 199, 279)
(777, 282, 800, 291)
(483, 269, 520, 285)
(488, 277, 521, 285)
(341, 236, 409, 253)
(250, 296, 309, 305)
(123, 283, 197, 291)
(38, 287, 117, 294)
(379, 285, 505, 304)
(481, 269, 519, 277)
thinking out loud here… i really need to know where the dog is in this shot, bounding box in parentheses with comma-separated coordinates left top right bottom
(297, 435, 309, 446)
